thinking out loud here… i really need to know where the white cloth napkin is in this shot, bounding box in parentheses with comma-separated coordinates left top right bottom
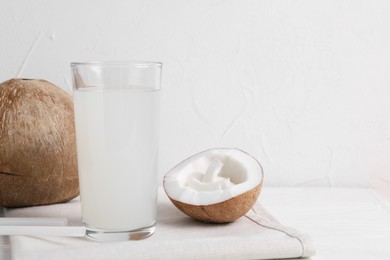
(4, 188, 315, 260)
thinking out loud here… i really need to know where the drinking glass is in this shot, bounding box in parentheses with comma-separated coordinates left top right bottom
(71, 61, 162, 241)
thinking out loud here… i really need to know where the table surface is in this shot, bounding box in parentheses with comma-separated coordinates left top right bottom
(262, 187, 390, 260)
(1, 187, 390, 260)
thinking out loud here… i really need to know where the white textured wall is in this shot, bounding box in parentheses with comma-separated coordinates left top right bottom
(1, 0, 390, 189)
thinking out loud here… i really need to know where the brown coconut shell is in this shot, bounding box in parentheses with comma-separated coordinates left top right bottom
(0, 78, 79, 207)
(168, 183, 262, 223)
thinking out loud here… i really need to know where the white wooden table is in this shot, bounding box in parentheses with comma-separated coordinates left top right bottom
(261, 187, 390, 260)
(1, 187, 389, 260)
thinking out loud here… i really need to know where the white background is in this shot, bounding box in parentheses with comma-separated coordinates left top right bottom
(1, 0, 390, 192)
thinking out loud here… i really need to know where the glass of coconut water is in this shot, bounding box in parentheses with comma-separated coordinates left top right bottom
(71, 61, 162, 241)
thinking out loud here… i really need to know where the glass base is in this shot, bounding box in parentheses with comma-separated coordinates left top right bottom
(85, 222, 156, 242)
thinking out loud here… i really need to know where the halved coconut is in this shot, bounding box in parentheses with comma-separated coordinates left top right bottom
(163, 148, 264, 223)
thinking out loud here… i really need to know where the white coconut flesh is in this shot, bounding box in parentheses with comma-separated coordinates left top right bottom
(163, 149, 263, 206)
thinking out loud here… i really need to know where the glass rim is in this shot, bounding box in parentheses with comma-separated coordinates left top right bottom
(70, 60, 163, 68)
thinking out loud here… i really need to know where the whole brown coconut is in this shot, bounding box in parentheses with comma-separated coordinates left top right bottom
(0, 78, 79, 207)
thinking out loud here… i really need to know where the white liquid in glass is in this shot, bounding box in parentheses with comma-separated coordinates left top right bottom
(73, 88, 159, 230)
